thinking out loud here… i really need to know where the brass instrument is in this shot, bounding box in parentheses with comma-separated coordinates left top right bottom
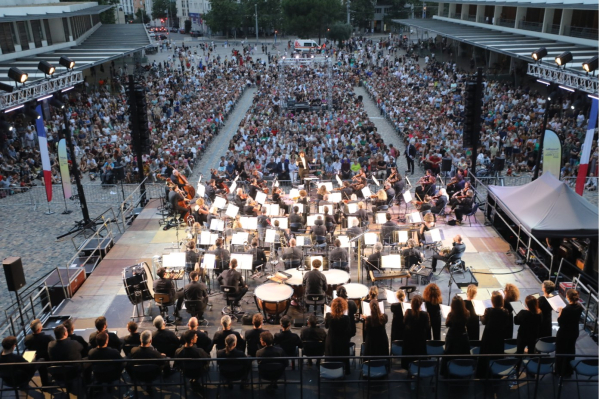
(440, 247, 452, 256)
(279, 229, 288, 248)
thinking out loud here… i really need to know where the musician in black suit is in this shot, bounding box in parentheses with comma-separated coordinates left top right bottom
(453, 190, 474, 225)
(303, 259, 327, 313)
(380, 212, 399, 244)
(180, 317, 213, 354)
(366, 243, 383, 281)
(233, 188, 246, 208)
(24, 319, 54, 362)
(127, 331, 165, 374)
(168, 183, 188, 218)
(88, 331, 124, 369)
(288, 206, 303, 228)
(347, 219, 363, 238)
(0, 336, 35, 382)
(174, 330, 210, 372)
(123, 321, 142, 348)
(64, 319, 89, 357)
(213, 238, 231, 274)
(310, 216, 327, 241)
(152, 316, 180, 358)
(205, 180, 217, 202)
(218, 259, 248, 306)
(329, 239, 349, 271)
(249, 237, 267, 271)
(89, 316, 123, 352)
(431, 234, 466, 273)
(384, 182, 396, 200)
(300, 314, 327, 342)
(48, 325, 83, 362)
(296, 151, 311, 181)
(184, 271, 209, 319)
(154, 267, 185, 320)
(401, 239, 424, 268)
(282, 238, 303, 268)
(341, 181, 354, 201)
(405, 140, 416, 175)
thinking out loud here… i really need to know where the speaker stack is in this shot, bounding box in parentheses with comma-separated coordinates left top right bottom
(3, 257, 26, 292)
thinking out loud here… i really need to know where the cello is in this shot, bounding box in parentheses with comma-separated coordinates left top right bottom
(173, 170, 196, 200)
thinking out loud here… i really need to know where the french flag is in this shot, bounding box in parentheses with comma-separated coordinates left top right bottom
(35, 104, 52, 202)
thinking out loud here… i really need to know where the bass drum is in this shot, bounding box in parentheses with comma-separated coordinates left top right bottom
(122, 262, 155, 305)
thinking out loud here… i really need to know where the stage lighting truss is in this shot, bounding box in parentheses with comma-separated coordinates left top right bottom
(527, 63, 598, 95)
(0, 71, 83, 111)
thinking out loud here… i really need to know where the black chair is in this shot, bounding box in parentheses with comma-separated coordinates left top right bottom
(48, 365, 81, 397)
(122, 344, 136, 357)
(129, 364, 163, 399)
(217, 361, 250, 396)
(330, 261, 349, 272)
(314, 235, 328, 251)
(290, 223, 303, 233)
(0, 367, 37, 398)
(464, 202, 480, 226)
(184, 299, 209, 325)
(258, 362, 286, 393)
(284, 259, 302, 270)
(154, 293, 175, 325)
(221, 285, 242, 320)
(408, 360, 438, 399)
(304, 293, 326, 317)
(178, 360, 208, 398)
(302, 341, 325, 366)
(90, 362, 125, 397)
(318, 362, 345, 397)
(399, 285, 417, 300)
(361, 360, 390, 399)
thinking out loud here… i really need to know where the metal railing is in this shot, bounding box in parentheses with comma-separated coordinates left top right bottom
(120, 177, 150, 228)
(498, 18, 516, 28)
(0, 353, 595, 399)
(519, 21, 543, 32)
(566, 26, 599, 40)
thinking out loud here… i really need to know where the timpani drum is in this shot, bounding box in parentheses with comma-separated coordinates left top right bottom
(122, 262, 155, 305)
(341, 283, 369, 308)
(284, 269, 307, 302)
(323, 269, 351, 297)
(254, 283, 294, 323)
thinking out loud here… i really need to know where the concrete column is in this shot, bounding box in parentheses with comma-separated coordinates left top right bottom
(449, 3, 456, 18)
(476, 5, 485, 23)
(515, 7, 526, 29)
(542, 8, 555, 33)
(461, 5, 468, 20)
(488, 51, 498, 67)
(493, 6, 502, 25)
(66, 17, 74, 41)
(559, 9, 573, 36)
(438, 2, 443, 17)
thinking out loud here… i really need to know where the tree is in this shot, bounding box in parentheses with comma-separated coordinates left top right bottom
(349, 0, 374, 30)
(205, 0, 241, 37)
(134, 8, 151, 24)
(152, 0, 178, 24)
(282, 0, 343, 40)
(239, 0, 282, 37)
(327, 22, 352, 46)
(184, 20, 192, 33)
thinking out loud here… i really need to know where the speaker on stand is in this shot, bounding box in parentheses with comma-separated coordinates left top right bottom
(3, 257, 27, 336)
(441, 158, 452, 183)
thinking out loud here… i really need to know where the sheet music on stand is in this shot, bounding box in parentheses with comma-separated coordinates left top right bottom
(338, 235, 350, 248)
(255, 191, 267, 205)
(296, 235, 309, 247)
(347, 203, 358, 214)
(441, 304, 451, 319)
(202, 253, 216, 269)
(210, 219, 225, 231)
(330, 192, 342, 203)
(385, 289, 400, 304)
(231, 232, 249, 245)
(403, 191, 413, 203)
(231, 253, 253, 270)
(289, 188, 300, 198)
(381, 254, 402, 269)
(510, 301, 526, 315)
(214, 196, 227, 209)
(240, 217, 258, 230)
(372, 175, 380, 186)
(375, 212, 387, 224)
(325, 304, 348, 316)
(424, 228, 442, 244)
(364, 232, 378, 245)
(307, 214, 324, 227)
(197, 184, 206, 198)
(347, 216, 358, 229)
(335, 175, 344, 187)
(293, 203, 305, 213)
(264, 203, 280, 216)
(321, 182, 333, 192)
(230, 181, 237, 193)
(396, 230, 409, 243)
(361, 186, 372, 198)
(225, 204, 239, 218)
(407, 212, 422, 224)
(271, 217, 288, 229)
(200, 231, 219, 245)
(265, 229, 277, 244)
(362, 300, 385, 317)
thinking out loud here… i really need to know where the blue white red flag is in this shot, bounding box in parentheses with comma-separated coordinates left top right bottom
(35, 104, 52, 202)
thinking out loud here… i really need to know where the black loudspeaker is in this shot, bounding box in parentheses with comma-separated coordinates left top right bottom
(441, 158, 452, 172)
(494, 157, 505, 172)
(357, 95, 363, 102)
(3, 257, 26, 292)
(293, 318, 307, 328)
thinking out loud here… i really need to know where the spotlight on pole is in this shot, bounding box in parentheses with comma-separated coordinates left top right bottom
(8, 67, 28, 84)
(582, 55, 598, 74)
(531, 47, 547, 62)
(0, 82, 14, 92)
(59, 56, 75, 70)
(555, 51, 573, 68)
(37, 60, 56, 77)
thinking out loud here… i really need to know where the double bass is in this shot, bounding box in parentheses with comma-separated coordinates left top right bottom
(173, 171, 196, 200)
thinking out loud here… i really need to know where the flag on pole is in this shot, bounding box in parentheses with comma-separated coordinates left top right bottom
(35, 104, 52, 202)
(58, 139, 72, 200)
(575, 98, 598, 195)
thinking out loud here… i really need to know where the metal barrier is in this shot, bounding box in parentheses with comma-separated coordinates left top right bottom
(0, 353, 596, 399)
(572, 274, 599, 337)
(120, 178, 149, 228)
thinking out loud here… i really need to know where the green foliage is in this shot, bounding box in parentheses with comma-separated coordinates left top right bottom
(205, 0, 241, 37)
(134, 8, 151, 24)
(184, 20, 192, 33)
(238, 0, 282, 34)
(327, 22, 351, 46)
(282, 0, 343, 38)
(349, 0, 374, 29)
(152, 0, 178, 23)
(380, 0, 411, 22)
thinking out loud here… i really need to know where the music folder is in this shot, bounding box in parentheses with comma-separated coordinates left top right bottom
(268, 271, 292, 283)
(403, 190, 413, 202)
(213, 196, 227, 209)
(381, 254, 402, 269)
(231, 232, 248, 245)
(547, 295, 567, 312)
(362, 300, 385, 317)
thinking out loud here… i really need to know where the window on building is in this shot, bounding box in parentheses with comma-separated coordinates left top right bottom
(16, 21, 29, 50)
(0, 23, 16, 54)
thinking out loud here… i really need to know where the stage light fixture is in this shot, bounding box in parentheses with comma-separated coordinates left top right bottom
(531, 47, 547, 62)
(59, 56, 75, 70)
(555, 51, 573, 67)
(0, 82, 14, 92)
(583, 55, 598, 73)
(37, 60, 55, 76)
(8, 67, 28, 84)
(24, 104, 40, 120)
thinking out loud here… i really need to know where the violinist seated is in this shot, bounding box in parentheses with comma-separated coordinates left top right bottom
(234, 188, 247, 209)
(329, 239, 349, 272)
(453, 190, 474, 225)
(282, 238, 303, 269)
(193, 198, 210, 225)
(446, 172, 465, 198)
(316, 185, 330, 207)
(248, 178, 261, 199)
(243, 198, 261, 216)
(340, 181, 354, 201)
(271, 187, 287, 214)
(420, 188, 449, 220)
(384, 182, 396, 202)
(205, 180, 218, 202)
(323, 207, 336, 234)
(168, 184, 189, 219)
(449, 182, 472, 210)
(419, 213, 436, 242)
(372, 189, 388, 209)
